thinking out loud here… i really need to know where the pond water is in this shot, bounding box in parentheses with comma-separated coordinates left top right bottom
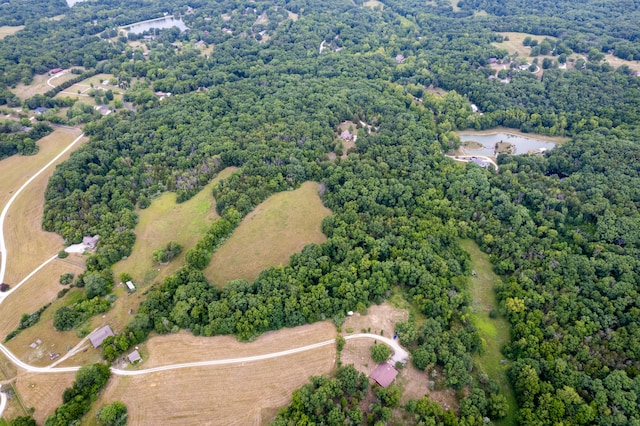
(66, 0, 86, 6)
(120, 17, 189, 35)
(458, 132, 557, 156)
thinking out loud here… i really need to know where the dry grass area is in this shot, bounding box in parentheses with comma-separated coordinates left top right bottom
(456, 127, 569, 144)
(363, 0, 385, 9)
(55, 73, 120, 100)
(493, 32, 558, 58)
(0, 127, 83, 208)
(205, 181, 330, 286)
(603, 53, 640, 73)
(0, 25, 24, 40)
(114, 167, 237, 288)
(11, 71, 81, 101)
(449, 0, 461, 12)
(88, 322, 337, 425)
(14, 371, 76, 424)
(2, 130, 86, 285)
(397, 365, 459, 412)
(286, 10, 298, 21)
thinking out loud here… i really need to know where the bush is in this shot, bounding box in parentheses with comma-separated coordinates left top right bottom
(59, 272, 74, 285)
(371, 343, 392, 363)
(57, 250, 69, 259)
(97, 401, 128, 426)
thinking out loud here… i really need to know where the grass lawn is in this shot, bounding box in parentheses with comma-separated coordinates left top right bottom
(113, 167, 238, 288)
(54, 73, 121, 101)
(205, 181, 331, 286)
(11, 70, 82, 101)
(0, 25, 24, 40)
(460, 239, 517, 425)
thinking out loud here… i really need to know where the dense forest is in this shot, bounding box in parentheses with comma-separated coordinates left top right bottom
(1, 0, 640, 424)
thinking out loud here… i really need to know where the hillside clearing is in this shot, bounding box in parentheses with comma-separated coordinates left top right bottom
(205, 181, 331, 286)
(11, 71, 81, 101)
(461, 239, 517, 425)
(0, 25, 24, 40)
(14, 371, 76, 424)
(113, 167, 238, 288)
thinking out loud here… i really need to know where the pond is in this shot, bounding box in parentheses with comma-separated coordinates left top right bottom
(120, 16, 189, 35)
(65, 0, 86, 6)
(458, 132, 558, 156)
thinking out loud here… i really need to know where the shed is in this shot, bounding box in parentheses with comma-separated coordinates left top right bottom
(125, 281, 135, 291)
(49, 68, 63, 76)
(340, 130, 353, 141)
(88, 325, 114, 348)
(0, 283, 9, 292)
(127, 350, 142, 364)
(82, 235, 100, 249)
(370, 362, 398, 387)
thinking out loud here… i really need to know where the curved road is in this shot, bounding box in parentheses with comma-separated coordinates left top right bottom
(0, 132, 410, 416)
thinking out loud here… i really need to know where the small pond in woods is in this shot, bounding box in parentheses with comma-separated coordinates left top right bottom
(120, 16, 188, 35)
(457, 132, 559, 156)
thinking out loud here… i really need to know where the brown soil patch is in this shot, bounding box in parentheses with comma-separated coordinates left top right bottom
(397, 365, 459, 412)
(14, 371, 76, 424)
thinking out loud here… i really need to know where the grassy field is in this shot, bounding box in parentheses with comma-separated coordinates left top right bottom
(86, 322, 337, 425)
(460, 239, 517, 425)
(54, 73, 121, 101)
(14, 371, 76, 424)
(11, 71, 82, 101)
(114, 167, 237, 287)
(0, 25, 24, 40)
(205, 181, 331, 286)
(2, 130, 86, 285)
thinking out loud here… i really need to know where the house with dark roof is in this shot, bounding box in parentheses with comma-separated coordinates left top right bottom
(370, 362, 398, 387)
(89, 325, 114, 348)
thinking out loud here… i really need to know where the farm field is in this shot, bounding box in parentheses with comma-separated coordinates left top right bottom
(205, 181, 331, 286)
(460, 239, 517, 425)
(0, 25, 24, 40)
(2, 130, 86, 285)
(11, 71, 81, 101)
(14, 371, 76, 424)
(113, 167, 238, 288)
(54, 73, 121, 101)
(87, 322, 337, 425)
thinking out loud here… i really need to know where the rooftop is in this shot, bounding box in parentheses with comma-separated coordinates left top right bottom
(88, 325, 114, 348)
(370, 362, 398, 387)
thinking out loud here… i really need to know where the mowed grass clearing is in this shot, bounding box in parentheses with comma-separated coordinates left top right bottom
(2, 129, 87, 284)
(0, 25, 24, 40)
(86, 322, 337, 425)
(114, 167, 238, 288)
(11, 70, 82, 101)
(205, 181, 331, 286)
(14, 371, 76, 424)
(460, 239, 517, 425)
(54, 73, 121, 100)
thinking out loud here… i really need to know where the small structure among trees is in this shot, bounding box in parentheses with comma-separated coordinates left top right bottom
(370, 362, 399, 387)
(127, 349, 141, 364)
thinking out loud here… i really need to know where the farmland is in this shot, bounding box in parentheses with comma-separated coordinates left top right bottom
(205, 181, 331, 286)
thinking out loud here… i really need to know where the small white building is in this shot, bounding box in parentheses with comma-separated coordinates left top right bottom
(125, 281, 135, 291)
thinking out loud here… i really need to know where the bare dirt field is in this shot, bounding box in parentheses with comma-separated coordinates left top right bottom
(14, 371, 76, 424)
(0, 25, 24, 40)
(2, 130, 86, 285)
(11, 71, 81, 101)
(88, 322, 338, 425)
(114, 167, 237, 287)
(205, 181, 331, 286)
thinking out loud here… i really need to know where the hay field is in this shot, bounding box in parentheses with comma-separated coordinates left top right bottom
(0, 127, 83, 208)
(0, 25, 24, 40)
(11, 71, 80, 101)
(14, 371, 76, 424)
(2, 130, 86, 285)
(205, 181, 330, 286)
(113, 167, 238, 287)
(88, 322, 337, 425)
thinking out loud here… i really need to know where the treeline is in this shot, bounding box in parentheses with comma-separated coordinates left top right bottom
(0, 121, 52, 159)
(44, 363, 111, 426)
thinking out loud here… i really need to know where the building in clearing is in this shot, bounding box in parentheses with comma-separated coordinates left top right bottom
(125, 281, 136, 291)
(127, 350, 142, 364)
(370, 362, 398, 387)
(89, 325, 114, 348)
(49, 68, 63, 76)
(340, 130, 354, 141)
(82, 235, 99, 250)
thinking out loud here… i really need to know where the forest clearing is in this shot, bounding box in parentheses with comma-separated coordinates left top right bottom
(205, 181, 331, 286)
(113, 166, 238, 288)
(10, 71, 79, 100)
(461, 239, 517, 425)
(0, 26, 23, 40)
